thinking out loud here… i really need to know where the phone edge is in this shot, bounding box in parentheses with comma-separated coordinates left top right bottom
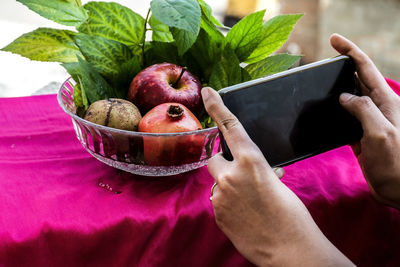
(219, 55, 350, 97)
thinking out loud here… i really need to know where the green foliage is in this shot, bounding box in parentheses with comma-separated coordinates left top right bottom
(110, 55, 142, 99)
(245, 54, 302, 79)
(170, 28, 198, 56)
(188, 29, 224, 83)
(62, 57, 116, 104)
(72, 82, 88, 117)
(17, 0, 88, 27)
(149, 15, 174, 43)
(3, 0, 303, 124)
(74, 33, 133, 78)
(197, 0, 223, 27)
(1, 28, 82, 63)
(65, 0, 82, 6)
(209, 45, 243, 90)
(145, 41, 181, 66)
(246, 14, 303, 63)
(150, 0, 201, 35)
(225, 10, 266, 62)
(78, 2, 145, 51)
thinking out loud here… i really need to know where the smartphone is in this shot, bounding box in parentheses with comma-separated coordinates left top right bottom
(218, 55, 363, 167)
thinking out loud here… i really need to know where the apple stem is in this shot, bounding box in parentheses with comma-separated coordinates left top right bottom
(167, 105, 184, 120)
(172, 67, 187, 89)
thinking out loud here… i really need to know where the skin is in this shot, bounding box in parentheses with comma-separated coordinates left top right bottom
(332, 34, 400, 209)
(202, 33, 400, 266)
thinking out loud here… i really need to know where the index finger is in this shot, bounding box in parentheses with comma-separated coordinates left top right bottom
(330, 34, 394, 102)
(201, 87, 257, 159)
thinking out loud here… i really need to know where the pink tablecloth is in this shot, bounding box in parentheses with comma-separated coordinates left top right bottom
(0, 79, 399, 266)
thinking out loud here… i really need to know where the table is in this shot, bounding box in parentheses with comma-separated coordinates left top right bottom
(0, 79, 399, 266)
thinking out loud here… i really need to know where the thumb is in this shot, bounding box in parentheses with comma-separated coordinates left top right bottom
(339, 93, 390, 135)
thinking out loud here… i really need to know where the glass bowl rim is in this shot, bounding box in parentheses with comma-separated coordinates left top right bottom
(57, 77, 218, 137)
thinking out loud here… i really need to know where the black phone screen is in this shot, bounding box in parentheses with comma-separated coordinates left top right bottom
(219, 56, 363, 167)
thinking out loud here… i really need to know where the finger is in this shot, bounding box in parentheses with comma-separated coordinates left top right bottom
(330, 33, 393, 104)
(202, 87, 258, 158)
(273, 167, 285, 179)
(355, 73, 370, 96)
(339, 93, 391, 135)
(207, 153, 227, 201)
(357, 69, 400, 128)
(207, 152, 230, 181)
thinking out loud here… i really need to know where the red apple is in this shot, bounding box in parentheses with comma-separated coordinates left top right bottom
(128, 63, 202, 114)
(138, 103, 205, 166)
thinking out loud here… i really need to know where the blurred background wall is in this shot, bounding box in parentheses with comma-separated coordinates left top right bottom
(0, 0, 399, 97)
(279, 0, 400, 82)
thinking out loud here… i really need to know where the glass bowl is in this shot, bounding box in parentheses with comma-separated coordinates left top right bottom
(57, 78, 220, 176)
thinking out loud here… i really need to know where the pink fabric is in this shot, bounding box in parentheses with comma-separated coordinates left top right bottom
(386, 78, 400, 95)
(0, 78, 399, 266)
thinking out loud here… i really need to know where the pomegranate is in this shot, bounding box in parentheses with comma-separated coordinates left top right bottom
(138, 103, 205, 166)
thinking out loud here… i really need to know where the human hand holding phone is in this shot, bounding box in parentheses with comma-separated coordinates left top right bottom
(218, 54, 363, 167)
(202, 87, 354, 266)
(332, 34, 400, 209)
(203, 33, 400, 266)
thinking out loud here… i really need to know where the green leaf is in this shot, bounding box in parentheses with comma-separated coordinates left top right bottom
(189, 4, 225, 82)
(209, 45, 242, 90)
(170, 28, 197, 56)
(246, 14, 303, 64)
(73, 82, 84, 112)
(66, 0, 82, 7)
(61, 62, 80, 82)
(73, 82, 88, 117)
(109, 55, 142, 99)
(150, 0, 201, 35)
(189, 29, 224, 82)
(245, 53, 301, 79)
(1, 28, 82, 63)
(186, 2, 226, 82)
(79, 81, 89, 110)
(62, 57, 116, 103)
(62, 52, 141, 101)
(78, 2, 145, 51)
(195, 6, 225, 79)
(17, 0, 88, 27)
(198, 5, 225, 43)
(149, 15, 174, 42)
(241, 68, 252, 83)
(145, 41, 181, 66)
(225, 10, 265, 62)
(198, 0, 223, 27)
(74, 34, 133, 78)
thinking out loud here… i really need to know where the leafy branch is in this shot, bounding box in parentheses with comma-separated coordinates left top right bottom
(141, 8, 151, 68)
(1, 0, 303, 126)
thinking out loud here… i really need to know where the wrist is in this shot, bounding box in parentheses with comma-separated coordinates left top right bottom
(252, 225, 354, 267)
(268, 237, 353, 267)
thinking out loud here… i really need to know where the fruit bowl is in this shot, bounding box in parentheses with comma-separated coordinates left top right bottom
(57, 78, 220, 176)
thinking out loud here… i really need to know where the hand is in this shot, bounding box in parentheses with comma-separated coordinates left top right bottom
(202, 87, 353, 266)
(331, 34, 400, 209)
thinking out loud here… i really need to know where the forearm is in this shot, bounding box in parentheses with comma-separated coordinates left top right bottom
(250, 230, 354, 267)
(247, 210, 355, 267)
(276, 234, 354, 267)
